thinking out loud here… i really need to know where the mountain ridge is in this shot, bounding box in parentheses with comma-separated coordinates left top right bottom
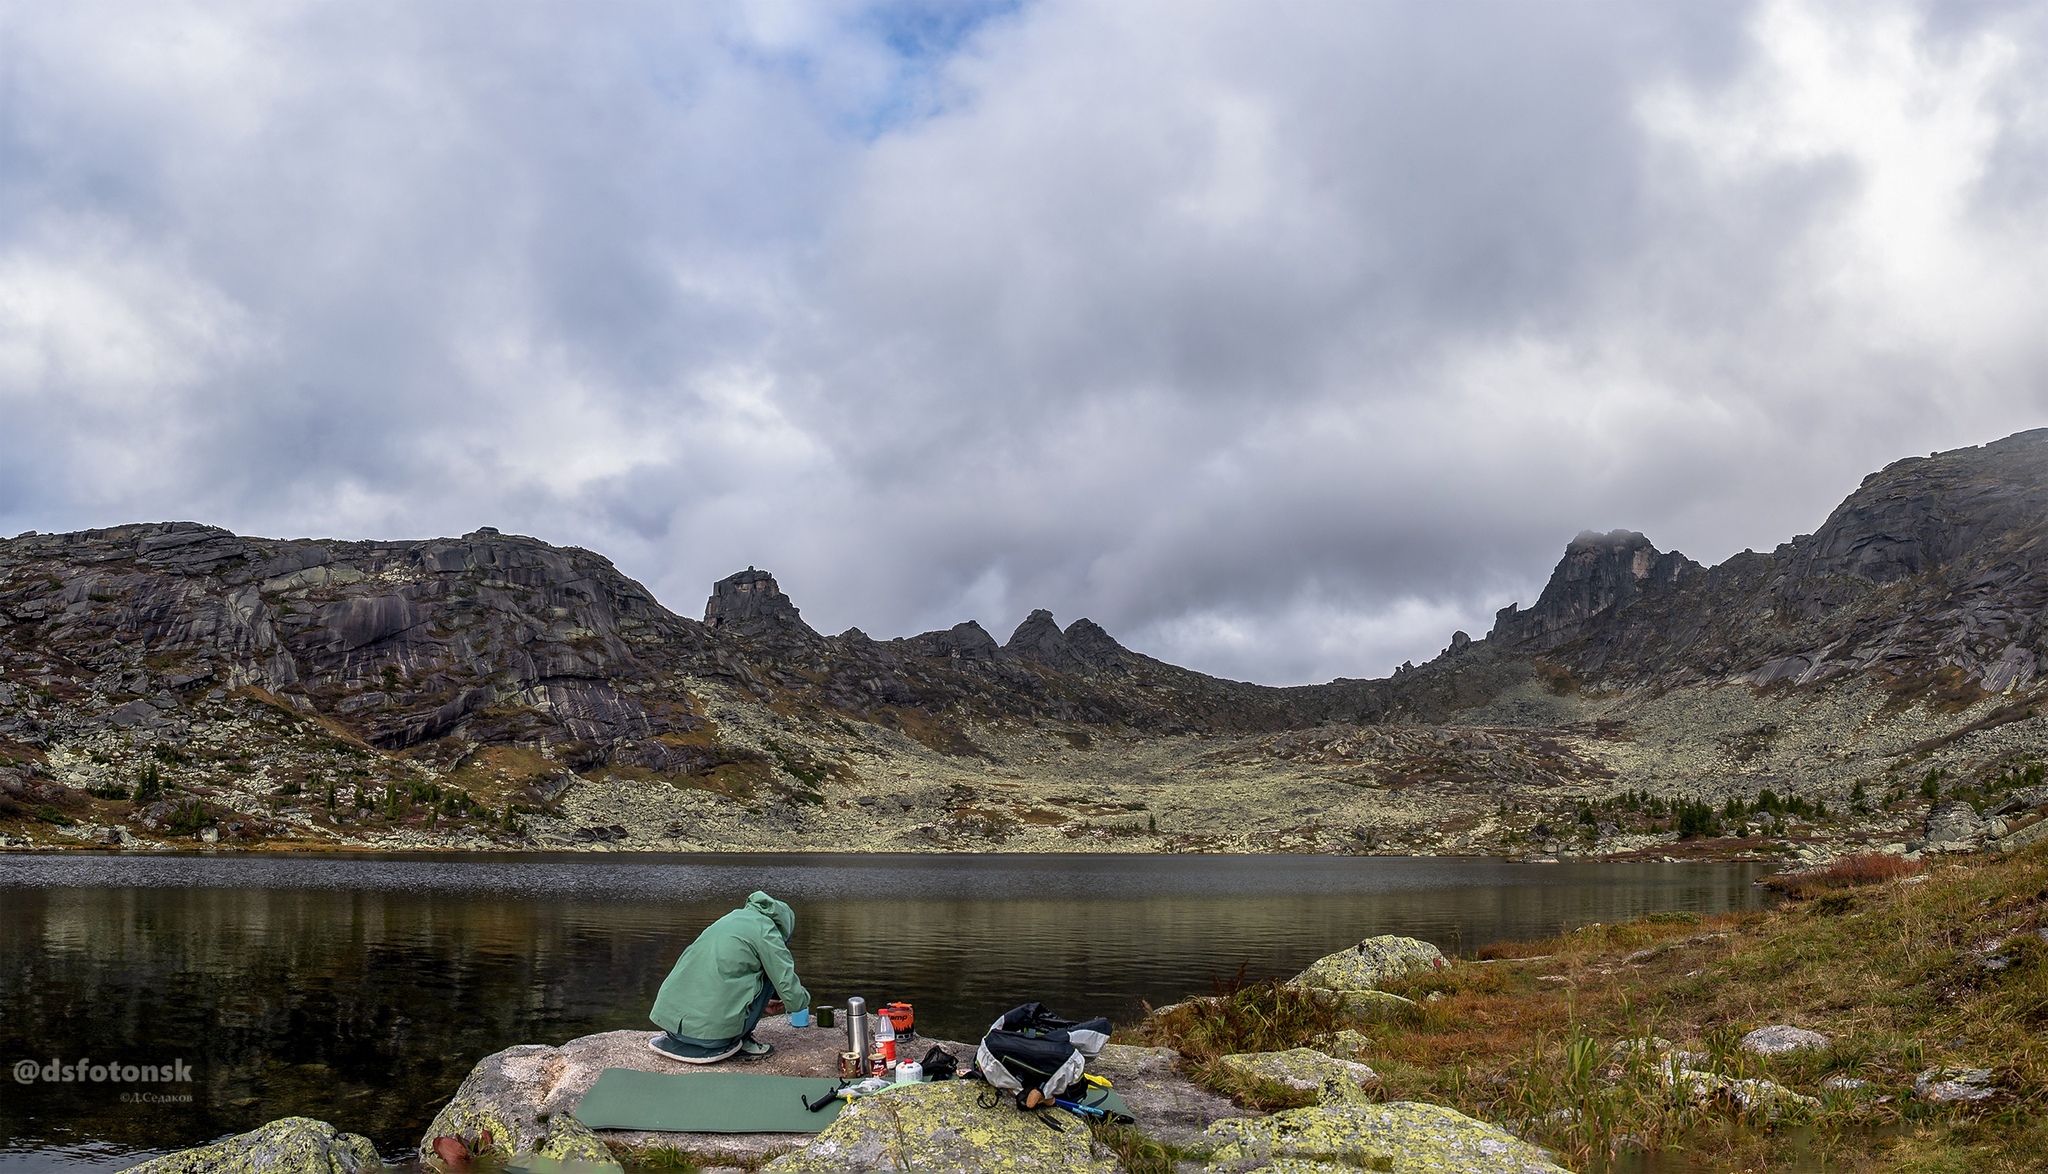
(3, 429, 2046, 856)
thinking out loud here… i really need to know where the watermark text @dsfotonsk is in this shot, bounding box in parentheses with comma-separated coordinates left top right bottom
(14, 1057, 194, 1085)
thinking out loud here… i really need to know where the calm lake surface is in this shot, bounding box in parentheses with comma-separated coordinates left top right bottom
(0, 852, 1775, 1169)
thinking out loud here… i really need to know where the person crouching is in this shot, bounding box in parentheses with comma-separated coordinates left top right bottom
(648, 890, 812, 1063)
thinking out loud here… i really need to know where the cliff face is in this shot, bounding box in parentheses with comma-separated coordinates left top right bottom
(0, 525, 711, 763)
(1486, 429, 2048, 699)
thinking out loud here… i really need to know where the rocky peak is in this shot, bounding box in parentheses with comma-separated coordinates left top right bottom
(1063, 618, 1136, 675)
(901, 621, 1000, 662)
(703, 568, 815, 639)
(1005, 609, 1086, 673)
(1491, 529, 1698, 651)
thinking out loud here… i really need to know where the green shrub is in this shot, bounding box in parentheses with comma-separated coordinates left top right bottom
(131, 763, 164, 803)
(165, 799, 217, 836)
(1922, 768, 1944, 800)
(1673, 798, 1722, 839)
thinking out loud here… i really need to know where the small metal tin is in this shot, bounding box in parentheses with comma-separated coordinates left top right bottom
(840, 1051, 865, 1079)
(816, 1006, 835, 1029)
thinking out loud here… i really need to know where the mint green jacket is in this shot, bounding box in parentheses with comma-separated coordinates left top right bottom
(649, 891, 811, 1041)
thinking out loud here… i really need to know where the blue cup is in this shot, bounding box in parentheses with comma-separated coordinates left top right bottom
(790, 1008, 810, 1027)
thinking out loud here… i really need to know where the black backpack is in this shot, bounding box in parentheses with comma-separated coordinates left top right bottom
(973, 1002, 1111, 1101)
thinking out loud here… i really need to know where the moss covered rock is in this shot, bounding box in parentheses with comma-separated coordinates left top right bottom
(121, 1116, 382, 1174)
(763, 1080, 1117, 1173)
(1293, 936, 1447, 992)
(1216, 1048, 1378, 1103)
(1203, 1100, 1568, 1173)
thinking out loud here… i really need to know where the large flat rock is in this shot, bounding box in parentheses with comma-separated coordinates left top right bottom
(423, 1023, 1244, 1167)
(421, 1017, 976, 1167)
(1090, 1043, 1241, 1148)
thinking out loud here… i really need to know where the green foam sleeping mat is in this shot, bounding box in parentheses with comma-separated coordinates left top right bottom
(570, 1069, 1135, 1134)
(572, 1068, 848, 1133)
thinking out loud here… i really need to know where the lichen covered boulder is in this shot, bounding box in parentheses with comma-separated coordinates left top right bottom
(1916, 1067, 1997, 1103)
(121, 1117, 382, 1174)
(1202, 1099, 1567, 1173)
(1740, 1025, 1829, 1056)
(1331, 989, 1418, 1021)
(1293, 936, 1447, 992)
(1314, 1029, 1375, 1062)
(763, 1080, 1117, 1173)
(1667, 1069, 1818, 1118)
(416, 1042, 616, 1166)
(1215, 1048, 1378, 1103)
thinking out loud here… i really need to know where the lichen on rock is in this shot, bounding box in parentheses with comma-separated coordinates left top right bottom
(1666, 1068, 1818, 1118)
(763, 1080, 1118, 1173)
(1215, 1048, 1378, 1103)
(121, 1116, 381, 1174)
(1329, 989, 1418, 1021)
(1202, 1099, 1568, 1173)
(1292, 936, 1447, 992)
(1915, 1067, 1997, 1103)
(1739, 1025, 1829, 1055)
(1089, 1043, 1240, 1149)
(1313, 1028, 1374, 1062)
(415, 1042, 616, 1167)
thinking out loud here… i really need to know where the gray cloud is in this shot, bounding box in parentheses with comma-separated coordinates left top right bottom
(4, 0, 2047, 685)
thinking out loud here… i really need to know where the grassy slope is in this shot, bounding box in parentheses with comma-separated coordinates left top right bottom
(1129, 846, 2048, 1172)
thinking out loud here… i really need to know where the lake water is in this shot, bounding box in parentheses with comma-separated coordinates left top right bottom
(0, 852, 1774, 1169)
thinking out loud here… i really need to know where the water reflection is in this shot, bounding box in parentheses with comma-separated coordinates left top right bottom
(0, 852, 1772, 1166)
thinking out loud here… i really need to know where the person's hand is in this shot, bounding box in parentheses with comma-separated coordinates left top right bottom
(767, 999, 786, 1015)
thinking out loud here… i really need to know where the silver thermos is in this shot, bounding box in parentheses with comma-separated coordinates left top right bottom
(846, 996, 872, 1063)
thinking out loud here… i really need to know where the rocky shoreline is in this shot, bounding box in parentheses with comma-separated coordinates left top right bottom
(123, 936, 1557, 1174)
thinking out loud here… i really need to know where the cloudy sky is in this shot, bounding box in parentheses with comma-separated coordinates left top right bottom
(3, 0, 2047, 685)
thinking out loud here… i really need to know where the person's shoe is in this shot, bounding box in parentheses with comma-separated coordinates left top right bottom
(737, 1035, 774, 1058)
(648, 1033, 742, 1065)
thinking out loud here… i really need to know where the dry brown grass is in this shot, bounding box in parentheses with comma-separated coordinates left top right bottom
(1759, 852, 1924, 899)
(1131, 848, 2048, 1172)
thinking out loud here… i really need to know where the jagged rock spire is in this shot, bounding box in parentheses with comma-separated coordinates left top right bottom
(1005, 609, 1085, 672)
(1491, 530, 1697, 651)
(703, 568, 813, 638)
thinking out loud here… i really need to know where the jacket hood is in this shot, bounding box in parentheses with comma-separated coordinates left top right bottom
(747, 890, 795, 939)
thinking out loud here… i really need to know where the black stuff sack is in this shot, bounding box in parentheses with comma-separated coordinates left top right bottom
(920, 1045, 959, 1081)
(974, 1002, 1111, 1102)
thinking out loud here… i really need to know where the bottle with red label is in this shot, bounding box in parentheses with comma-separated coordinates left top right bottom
(875, 1009, 897, 1063)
